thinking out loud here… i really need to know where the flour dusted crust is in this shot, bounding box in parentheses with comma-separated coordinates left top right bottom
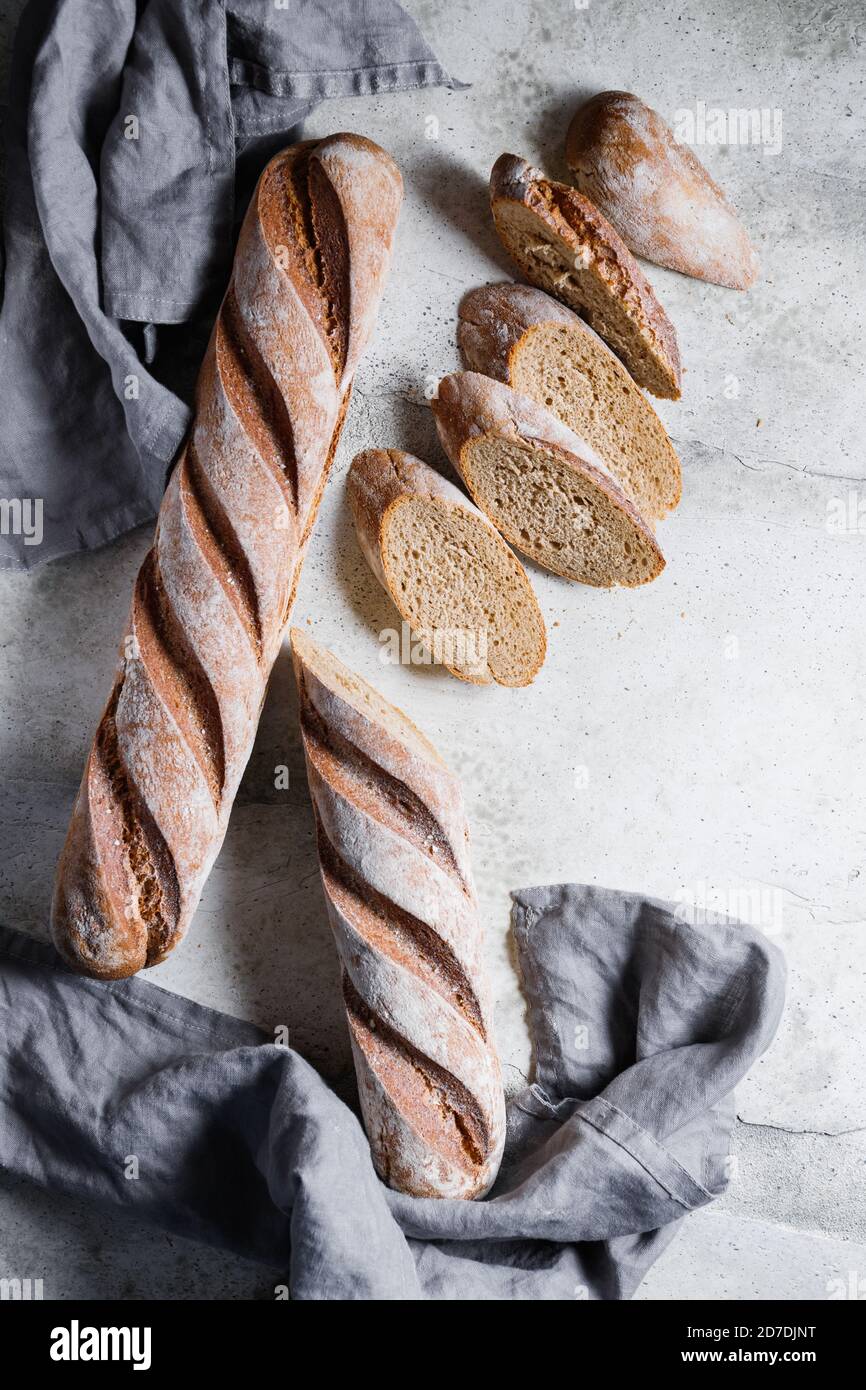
(457, 280, 581, 383)
(433, 369, 614, 480)
(51, 135, 403, 980)
(566, 92, 760, 290)
(432, 372, 665, 586)
(291, 629, 506, 1199)
(457, 282, 682, 520)
(489, 153, 682, 399)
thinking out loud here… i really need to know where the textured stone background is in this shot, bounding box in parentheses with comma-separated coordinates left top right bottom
(0, 0, 864, 1299)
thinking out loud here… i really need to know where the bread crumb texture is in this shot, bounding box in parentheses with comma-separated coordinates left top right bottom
(382, 497, 546, 686)
(463, 434, 664, 587)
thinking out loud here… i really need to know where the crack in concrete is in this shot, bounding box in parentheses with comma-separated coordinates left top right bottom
(750, 879, 815, 905)
(737, 1116, 866, 1139)
(673, 435, 865, 485)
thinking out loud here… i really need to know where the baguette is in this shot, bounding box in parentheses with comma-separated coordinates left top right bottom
(489, 153, 681, 399)
(458, 282, 681, 520)
(432, 372, 664, 587)
(291, 629, 506, 1199)
(348, 448, 547, 686)
(51, 134, 403, 980)
(566, 92, 759, 290)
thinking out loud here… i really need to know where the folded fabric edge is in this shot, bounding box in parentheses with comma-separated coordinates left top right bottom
(574, 1094, 718, 1211)
(509, 880, 785, 1197)
(509, 880, 787, 1062)
(229, 57, 469, 99)
(511, 880, 787, 961)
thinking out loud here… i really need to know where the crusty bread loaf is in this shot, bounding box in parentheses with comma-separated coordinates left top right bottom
(489, 153, 681, 399)
(458, 282, 681, 521)
(51, 135, 403, 980)
(432, 372, 664, 587)
(291, 629, 506, 1199)
(566, 92, 759, 290)
(348, 448, 547, 686)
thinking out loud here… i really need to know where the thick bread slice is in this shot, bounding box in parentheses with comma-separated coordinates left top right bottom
(489, 153, 681, 399)
(348, 449, 546, 686)
(431, 373, 664, 588)
(566, 92, 759, 290)
(458, 282, 681, 521)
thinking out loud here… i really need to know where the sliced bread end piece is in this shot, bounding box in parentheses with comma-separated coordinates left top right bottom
(432, 373, 665, 589)
(348, 448, 547, 686)
(458, 282, 682, 521)
(489, 154, 682, 400)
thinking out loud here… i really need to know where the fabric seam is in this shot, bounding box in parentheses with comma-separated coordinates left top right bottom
(234, 77, 443, 133)
(576, 1096, 714, 1206)
(232, 57, 452, 81)
(200, 0, 214, 176)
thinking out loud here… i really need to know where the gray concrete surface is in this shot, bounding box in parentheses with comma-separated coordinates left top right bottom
(1, 0, 864, 1299)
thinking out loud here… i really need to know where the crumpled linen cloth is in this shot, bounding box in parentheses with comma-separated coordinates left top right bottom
(0, 883, 785, 1300)
(0, 0, 458, 569)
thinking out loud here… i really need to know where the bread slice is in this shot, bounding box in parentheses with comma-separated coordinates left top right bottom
(348, 448, 546, 686)
(489, 153, 681, 399)
(566, 91, 759, 290)
(458, 282, 681, 521)
(431, 373, 664, 588)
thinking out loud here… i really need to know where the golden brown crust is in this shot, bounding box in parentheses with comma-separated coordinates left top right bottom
(431, 372, 664, 588)
(458, 282, 682, 520)
(566, 91, 759, 290)
(290, 630, 506, 1198)
(489, 153, 682, 399)
(457, 281, 582, 383)
(52, 136, 402, 980)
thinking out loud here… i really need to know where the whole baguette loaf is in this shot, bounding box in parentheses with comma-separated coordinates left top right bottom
(348, 447, 547, 686)
(291, 629, 506, 1198)
(51, 134, 403, 980)
(566, 92, 759, 290)
(489, 153, 681, 399)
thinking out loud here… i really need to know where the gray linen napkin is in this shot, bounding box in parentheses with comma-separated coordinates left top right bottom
(0, 884, 785, 1300)
(0, 0, 459, 570)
